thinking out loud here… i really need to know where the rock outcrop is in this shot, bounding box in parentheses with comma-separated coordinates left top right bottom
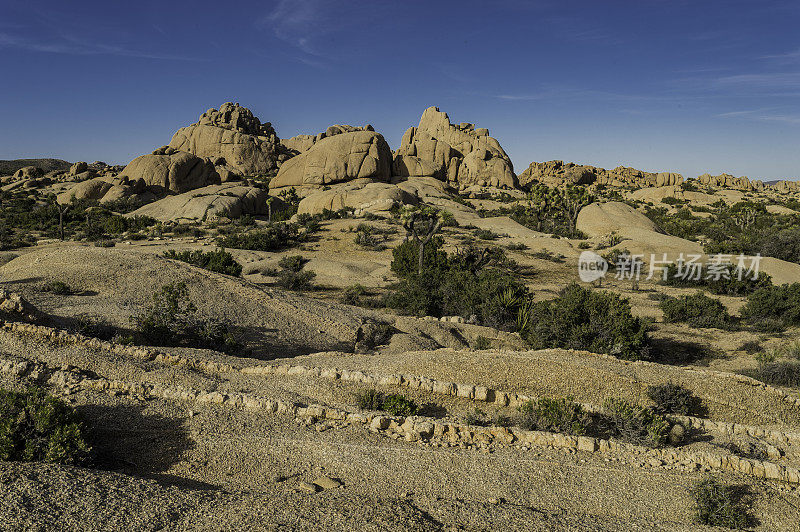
(129, 183, 269, 222)
(12, 166, 44, 180)
(393, 107, 515, 189)
(282, 124, 375, 154)
(518, 160, 684, 189)
(297, 180, 417, 216)
(698, 173, 763, 191)
(168, 102, 291, 176)
(119, 147, 220, 194)
(269, 130, 392, 193)
(56, 177, 114, 204)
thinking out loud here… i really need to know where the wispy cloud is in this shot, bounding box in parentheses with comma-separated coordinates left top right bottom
(0, 31, 198, 61)
(717, 108, 800, 125)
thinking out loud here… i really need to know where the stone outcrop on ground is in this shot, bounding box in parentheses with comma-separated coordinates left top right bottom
(518, 160, 683, 189)
(282, 124, 375, 154)
(119, 147, 221, 194)
(697, 172, 764, 191)
(297, 179, 417, 216)
(269, 130, 392, 193)
(393, 107, 515, 189)
(168, 102, 292, 176)
(129, 183, 269, 222)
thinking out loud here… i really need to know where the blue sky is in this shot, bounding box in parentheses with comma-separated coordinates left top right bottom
(1, 0, 799, 180)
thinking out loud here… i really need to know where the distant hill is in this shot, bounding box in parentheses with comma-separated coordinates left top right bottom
(0, 158, 72, 175)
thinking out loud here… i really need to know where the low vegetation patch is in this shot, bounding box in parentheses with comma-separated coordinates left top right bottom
(355, 389, 418, 416)
(519, 283, 649, 360)
(517, 397, 590, 436)
(131, 281, 238, 353)
(217, 222, 312, 252)
(659, 292, 734, 329)
(275, 255, 315, 290)
(740, 282, 800, 331)
(690, 477, 752, 529)
(163, 248, 243, 276)
(600, 398, 671, 447)
(646, 383, 702, 416)
(0, 386, 89, 465)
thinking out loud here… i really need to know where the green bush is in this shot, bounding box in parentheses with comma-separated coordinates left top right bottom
(690, 477, 751, 529)
(355, 389, 384, 411)
(751, 360, 800, 388)
(659, 292, 734, 329)
(660, 263, 772, 296)
(163, 248, 243, 276)
(646, 383, 700, 415)
(274, 255, 315, 290)
(0, 386, 89, 464)
(131, 282, 238, 352)
(388, 238, 528, 329)
(342, 284, 367, 305)
(355, 390, 418, 416)
(382, 394, 418, 416)
(519, 283, 649, 360)
(217, 222, 308, 252)
(42, 280, 73, 295)
(740, 283, 800, 330)
(517, 397, 590, 435)
(601, 398, 671, 447)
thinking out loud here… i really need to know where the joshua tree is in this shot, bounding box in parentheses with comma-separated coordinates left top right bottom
(266, 196, 274, 223)
(400, 206, 444, 274)
(558, 184, 594, 234)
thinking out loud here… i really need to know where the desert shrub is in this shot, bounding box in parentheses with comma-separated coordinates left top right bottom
(163, 248, 242, 276)
(517, 397, 590, 435)
(388, 239, 527, 329)
(171, 223, 206, 237)
(0, 386, 89, 464)
(660, 263, 772, 296)
(355, 321, 395, 351)
(355, 389, 384, 411)
(474, 228, 500, 240)
(131, 281, 238, 352)
(661, 196, 686, 206)
(506, 242, 527, 251)
(751, 360, 800, 388)
(382, 394, 418, 416)
(275, 255, 315, 290)
(463, 408, 489, 426)
(473, 336, 491, 350)
(690, 477, 751, 529)
(530, 249, 565, 263)
(390, 237, 449, 279)
(738, 340, 761, 354)
(353, 223, 393, 250)
(577, 241, 591, 249)
(519, 283, 649, 360)
(601, 398, 671, 447)
(595, 232, 625, 250)
(42, 280, 73, 295)
(72, 314, 116, 340)
(740, 283, 800, 331)
(216, 222, 308, 251)
(659, 292, 734, 329)
(342, 284, 367, 305)
(646, 383, 700, 416)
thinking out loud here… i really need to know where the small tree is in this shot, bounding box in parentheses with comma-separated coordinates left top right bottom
(400, 206, 444, 274)
(558, 183, 594, 233)
(266, 196, 274, 223)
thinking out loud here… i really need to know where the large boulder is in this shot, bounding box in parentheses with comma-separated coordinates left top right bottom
(393, 107, 515, 189)
(118, 148, 220, 194)
(168, 102, 291, 176)
(56, 177, 114, 204)
(270, 131, 392, 193)
(128, 183, 269, 222)
(12, 166, 43, 180)
(576, 201, 660, 237)
(517, 160, 597, 187)
(297, 180, 417, 216)
(281, 124, 374, 154)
